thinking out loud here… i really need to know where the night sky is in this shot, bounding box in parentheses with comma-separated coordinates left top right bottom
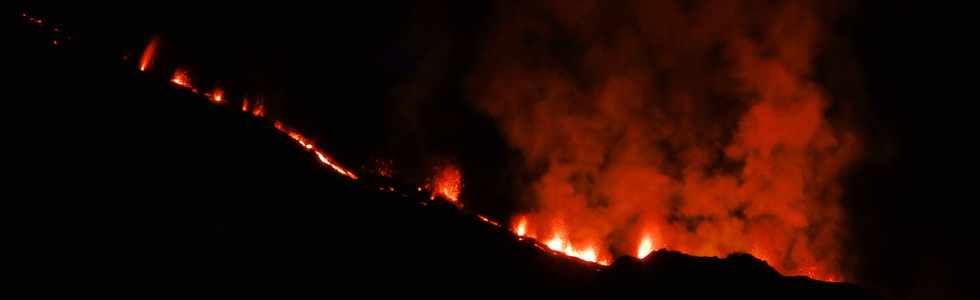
(10, 2, 976, 299)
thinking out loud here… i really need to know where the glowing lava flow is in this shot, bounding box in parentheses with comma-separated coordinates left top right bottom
(138, 37, 356, 181)
(251, 99, 266, 117)
(431, 164, 462, 203)
(274, 121, 358, 180)
(514, 216, 527, 237)
(206, 88, 224, 104)
(542, 232, 609, 265)
(171, 68, 192, 89)
(138, 37, 158, 71)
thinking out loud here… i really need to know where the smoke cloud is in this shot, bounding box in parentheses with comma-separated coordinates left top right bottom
(468, 0, 860, 278)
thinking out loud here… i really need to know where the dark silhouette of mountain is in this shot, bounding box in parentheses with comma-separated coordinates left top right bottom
(9, 15, 877, 299)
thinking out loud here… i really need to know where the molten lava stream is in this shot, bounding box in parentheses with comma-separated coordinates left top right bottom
(273, 121, 358, 180)
(138, 36, 158, 72)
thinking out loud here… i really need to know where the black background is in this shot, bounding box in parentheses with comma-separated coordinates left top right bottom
(9, 1, 976, 299)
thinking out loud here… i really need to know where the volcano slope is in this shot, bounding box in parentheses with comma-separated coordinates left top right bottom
(9, 18, 876, 299)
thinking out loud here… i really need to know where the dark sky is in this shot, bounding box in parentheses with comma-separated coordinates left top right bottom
(16, 1, 977, 299)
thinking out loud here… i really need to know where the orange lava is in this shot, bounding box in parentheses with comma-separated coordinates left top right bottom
(251, 99, 266, 117)
(478, 215, 500, 227)
(170, 68, 192, 89)
(432, 164, 462, 203)
(138, 37, 158, 72)
(315, 150, 358, 180)
(637, 235, 655, 259)
(111, 25, 860, 279)
(274, 121, 358, 180)
(542, 232, 609, 265)
(514, 216, 528, 237)
(208, 88, 224, 104)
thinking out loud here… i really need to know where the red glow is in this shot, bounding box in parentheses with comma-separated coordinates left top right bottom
(138, 37, 158, 72)
(478, 215, 500, 227)
(171, 68, 192, 89)
(432, 164, 462, 203)
(373, 159, 393, 178)
(469, 0, 860, 280)
(637, 235, 655, 259)
(252, 99, 266, 117)
(315, 150, 358, 180)
(208, 88, 224, 104)
(542, 232, 608, 265)
(514, 216, 528, 237)
(274, 121, 358, 180)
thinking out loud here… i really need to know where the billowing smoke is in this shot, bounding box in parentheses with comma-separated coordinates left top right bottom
(468, 0, 860, 279)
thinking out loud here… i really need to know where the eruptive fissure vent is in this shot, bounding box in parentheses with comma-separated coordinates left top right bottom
(24, 7, 856, 282)
(137, 37, 358, 180)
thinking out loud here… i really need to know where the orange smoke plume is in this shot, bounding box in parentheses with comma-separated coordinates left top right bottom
(474, 0, 860, 281)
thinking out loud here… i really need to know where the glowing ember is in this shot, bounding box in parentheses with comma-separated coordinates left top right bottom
(241, 98, 249, 112)
(566, 246, 598, 263)
(478, 215, 500, 227)
(171, 68, 192, 89)
(373, 159, 393, 178)
(514, 216, 528, 237)
(637, 235, 654, 259)
(208, 88, 224, 104)
(251, 99, 266, 117)
(138, 37, 158, 72)
(542, 234, 606, 265)
(432, 164, 462, 203)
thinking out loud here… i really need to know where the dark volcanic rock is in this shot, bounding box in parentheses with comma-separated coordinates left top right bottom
(602, 251, 874, 299)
